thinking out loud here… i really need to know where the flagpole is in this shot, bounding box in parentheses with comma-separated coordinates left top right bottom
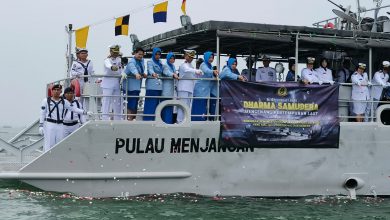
(66, 24, 74, 79)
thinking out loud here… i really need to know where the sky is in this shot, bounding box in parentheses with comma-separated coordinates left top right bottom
(0, 0, 386, 126)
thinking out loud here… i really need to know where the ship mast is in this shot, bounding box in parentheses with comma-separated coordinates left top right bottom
(65, 24, 74, 78)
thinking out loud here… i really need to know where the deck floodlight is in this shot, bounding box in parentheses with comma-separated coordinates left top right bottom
(130, 34, 139, 44)
(180, 15, 193, 30)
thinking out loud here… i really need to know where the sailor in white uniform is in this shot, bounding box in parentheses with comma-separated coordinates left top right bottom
(70, 48, 95, 110)
(101, 45, 123, 120)
(371, 61, 390, 110)
(177, 49, 203, 123)
(315, 58, 335, 85)
(301, 57, 320, 84)
(255, 55, 277, 82)
(62, 87, 86, 137)
(351, 63, 370, 122)
(39, 84, 91, 152)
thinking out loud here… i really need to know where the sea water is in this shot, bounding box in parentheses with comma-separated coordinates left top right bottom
(1, 127, 390, 220)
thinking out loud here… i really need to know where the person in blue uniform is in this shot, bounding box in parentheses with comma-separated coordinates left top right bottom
(123, 47, 145, 121)
(192, 51, 219, 121)
(220, 58, 245, 81)
(286, 58, 300, 82)
(161, 52, 179, 124)
(144, 48, 164, 121)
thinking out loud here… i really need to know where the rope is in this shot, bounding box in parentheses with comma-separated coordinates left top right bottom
(75, 0, 180, 30)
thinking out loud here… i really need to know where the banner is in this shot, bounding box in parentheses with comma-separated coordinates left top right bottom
(115, 15, 130, 36)
(220, 81, 340, 148)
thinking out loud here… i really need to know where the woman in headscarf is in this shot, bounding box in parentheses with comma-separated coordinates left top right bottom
(144, 48, 164, 121)
(192, 51, 219, 121)
(286, 58, 299, 82)
(161, 52, 179, 124)
(219, 58, 245, 81)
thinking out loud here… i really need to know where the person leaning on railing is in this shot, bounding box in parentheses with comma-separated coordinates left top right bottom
(121, 47, 145, 121)
(301, 57, 320, 85)
(371, 61, 390, 111)
(315, 58, 335, 85)
(161, 52, 179, 124)
(101, 45, 123, 121)
(351, 63, 370, 122)
(192, 51, 219, 121)
(144, 48, 164, 121)
(219, 58, 246, 81)
(176, 49, 203, 123)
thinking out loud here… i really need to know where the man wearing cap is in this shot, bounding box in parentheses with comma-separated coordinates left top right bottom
(351, 63, 370, 122)
(177, 49, 203, 123)
(70, 48, 95, 110)
(242, 57, 257, 82)
(371, 61, 390, 111)
(39, 84, 91, 152)
(101, 45, 123, 120)
(301, 57, 320, 85)
(62, 87, 86, 137)
(255, 55, 277, 82)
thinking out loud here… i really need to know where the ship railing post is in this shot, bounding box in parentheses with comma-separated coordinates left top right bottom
(295, 32, 299, 82)
(216, 32, 221, 121)
(369, 47, 374, 122)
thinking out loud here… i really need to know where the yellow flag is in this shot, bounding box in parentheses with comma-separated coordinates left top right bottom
(181, 0, 186, 15)
(75, 26, 89, 48)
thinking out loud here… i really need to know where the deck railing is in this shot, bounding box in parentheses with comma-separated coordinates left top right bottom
(47, 75, 390, 124)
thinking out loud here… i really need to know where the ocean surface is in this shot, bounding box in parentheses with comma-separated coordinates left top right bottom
(1, 126, 390, 220)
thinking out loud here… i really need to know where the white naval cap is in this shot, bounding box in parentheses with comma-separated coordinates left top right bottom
(358, 63, 366, 69)
(383, 61, 390, 68)
(109, 45, 121, 53)
(307, 57, 316, 64)
(184, 49, 196, 58)
(75, 47, 88, 54)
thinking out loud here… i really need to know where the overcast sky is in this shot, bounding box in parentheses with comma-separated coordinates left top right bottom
(0, 0, 386, 126)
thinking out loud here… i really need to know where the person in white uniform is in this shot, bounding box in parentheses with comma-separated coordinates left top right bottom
(315, 58, 335, 85)
(101, 45, 123, 120)
(351, 63, 370, 122)
(255, 55, 277, 82)
(62, 87, 86, 137)
(301, 57, 320, 85)
(39, 84, 91, 152)
(371, 61, 390, 111)
(70, 48, 95, 110)
(177, 49, 203, 123)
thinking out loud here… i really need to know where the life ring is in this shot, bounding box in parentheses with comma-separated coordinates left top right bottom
(71, 79, 81, 97)
(47, 83, 53, 97)
(324, 22, 335, 29)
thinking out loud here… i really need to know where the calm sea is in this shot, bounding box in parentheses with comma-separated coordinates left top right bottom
(1, 127, 390, 220)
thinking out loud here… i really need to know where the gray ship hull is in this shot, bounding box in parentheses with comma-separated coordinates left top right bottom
(3, 119, 389, 198)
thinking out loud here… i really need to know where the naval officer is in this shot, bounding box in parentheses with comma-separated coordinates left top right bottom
(255, 55, 277, 82)
(315, 58, 335, 85)
(177, 49, 203, 123)
(351, 63, 370, 122)
(101, 45, 123, 120)
(301, 57, 320, 85)
(62, 87, 86, 137)
(371, 61, 390, 110)
(70, 47, 95, 111)
(39, 84, 91, 152)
